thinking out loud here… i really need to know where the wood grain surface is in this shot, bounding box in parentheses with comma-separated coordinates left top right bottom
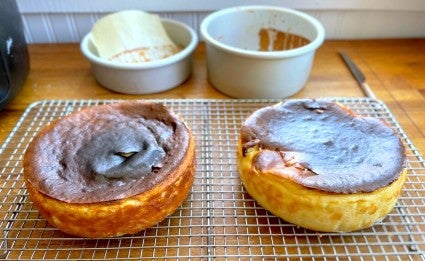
(1, 39, 424, 156)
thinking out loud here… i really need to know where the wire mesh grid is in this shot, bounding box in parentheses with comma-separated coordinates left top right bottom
(0, 98, 424, 260)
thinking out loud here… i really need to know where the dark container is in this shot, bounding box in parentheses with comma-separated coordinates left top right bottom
(0, 0, 29, 109)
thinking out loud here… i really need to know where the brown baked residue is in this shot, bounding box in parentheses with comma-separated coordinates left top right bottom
(259, 28, 310, 51)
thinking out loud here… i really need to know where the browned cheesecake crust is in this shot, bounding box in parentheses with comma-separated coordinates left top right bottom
(237, 99, 407, 232)
(23, 101, 196, 237)
(24, 101, 191, 203)
(240, 99, 405, 193)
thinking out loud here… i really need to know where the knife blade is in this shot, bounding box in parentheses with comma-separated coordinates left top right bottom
(339, 51, 376, 99)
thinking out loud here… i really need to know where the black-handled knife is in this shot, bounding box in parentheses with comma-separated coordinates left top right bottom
(339, 51, 376, 99)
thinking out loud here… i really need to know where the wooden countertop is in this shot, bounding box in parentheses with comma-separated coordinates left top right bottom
(1, 39, 424, 156)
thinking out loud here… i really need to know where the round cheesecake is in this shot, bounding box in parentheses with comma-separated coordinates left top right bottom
(23, 101, 196, 238)
(237, 99, 406, 232)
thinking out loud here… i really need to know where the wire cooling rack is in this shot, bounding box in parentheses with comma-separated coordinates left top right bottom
(0, 98, 424, 260)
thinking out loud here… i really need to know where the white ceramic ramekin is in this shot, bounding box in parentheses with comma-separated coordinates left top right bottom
(80, 19, 198, 94)
(200, 6, 325, 98)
